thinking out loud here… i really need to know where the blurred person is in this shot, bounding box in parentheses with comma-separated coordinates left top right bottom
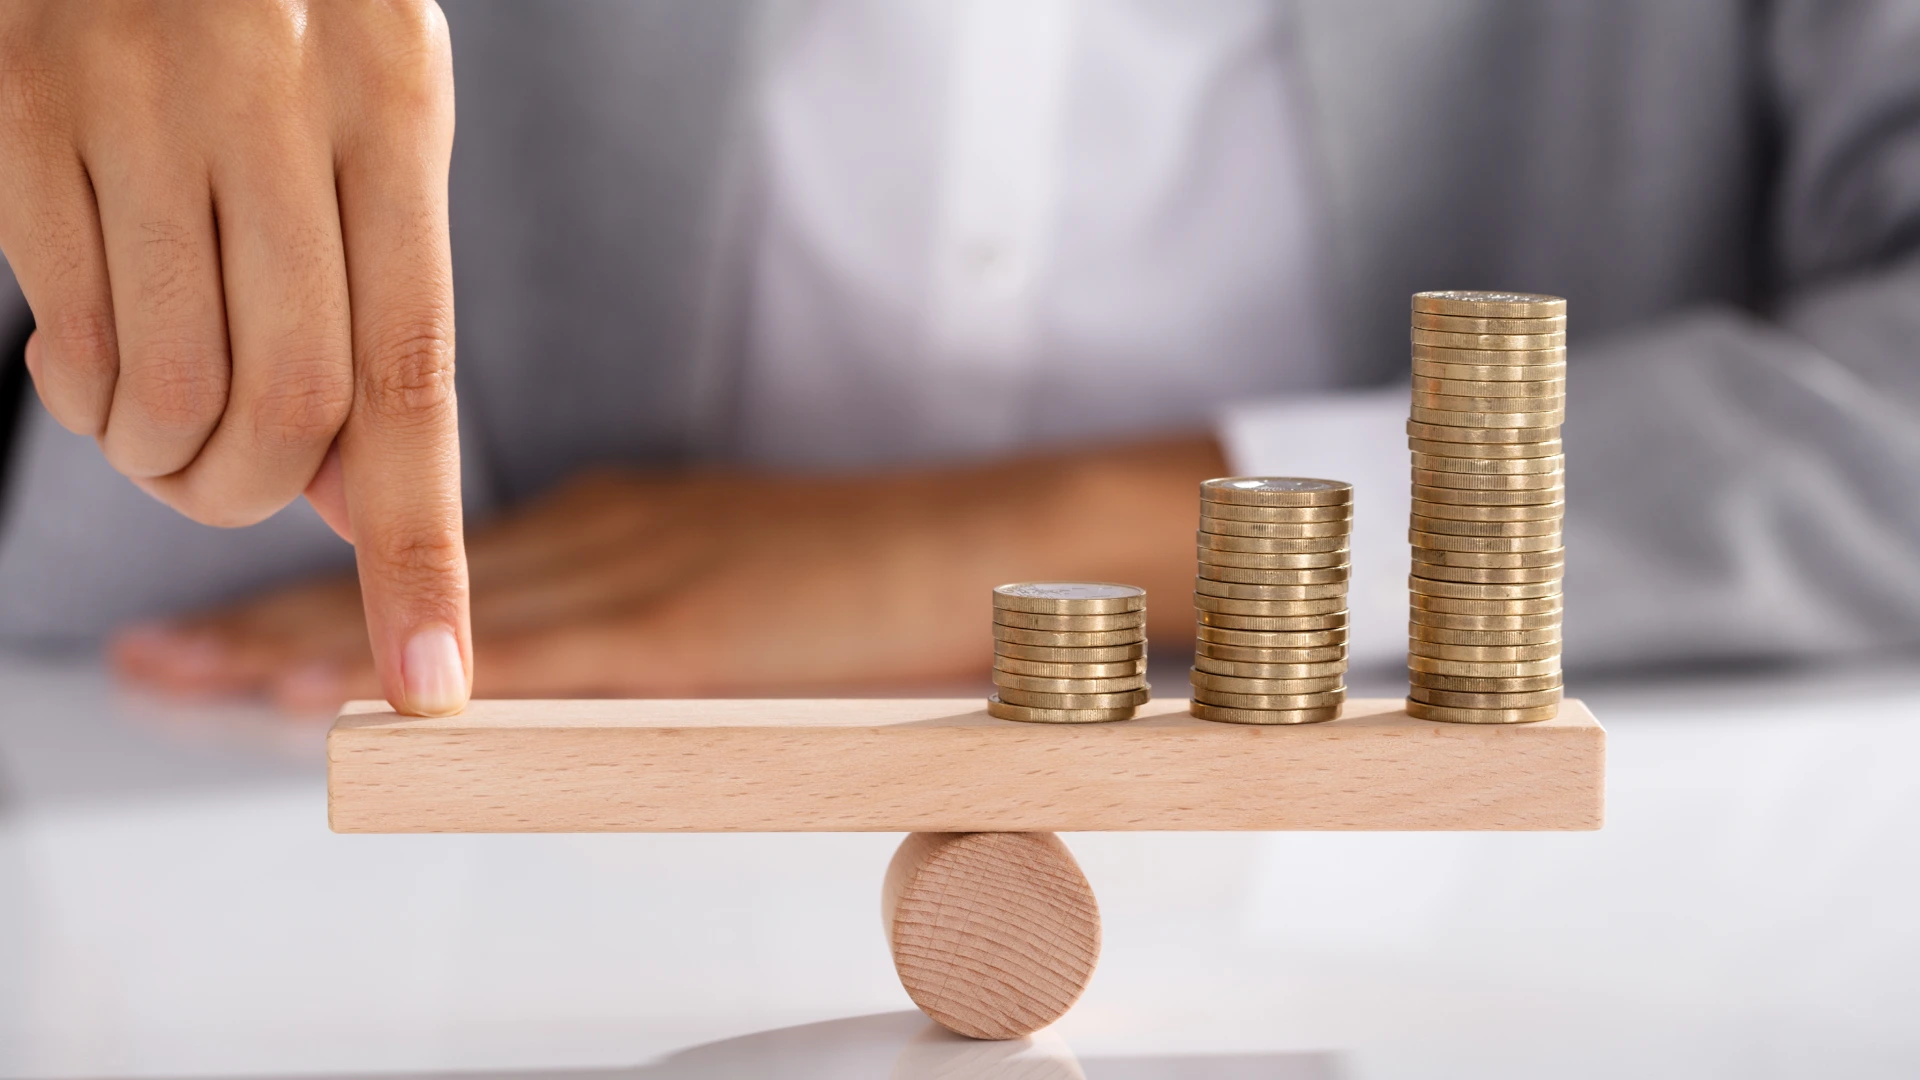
(0, 1, 1917, 715)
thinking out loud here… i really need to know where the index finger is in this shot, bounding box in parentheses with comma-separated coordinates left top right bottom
(332, 7, 468, 716)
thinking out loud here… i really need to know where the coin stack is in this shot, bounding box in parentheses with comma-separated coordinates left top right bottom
(1190, 478, 1351, 724)
(989, 583, 1150, 723)
(1406, 290, 1566, 723)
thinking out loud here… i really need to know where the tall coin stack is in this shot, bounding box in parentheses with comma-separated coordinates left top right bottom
(1190, 478, 1352, 724)
(989, 583, 1150, 723)
(1406, 290, 1566, 723)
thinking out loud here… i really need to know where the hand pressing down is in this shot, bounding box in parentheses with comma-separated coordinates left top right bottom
(0, 1, 470, 714)
(111, 439, 1226, 710)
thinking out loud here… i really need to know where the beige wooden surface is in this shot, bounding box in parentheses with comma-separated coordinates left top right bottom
(327, 697, 1603, 833)
(881, 832, 1100, 1040)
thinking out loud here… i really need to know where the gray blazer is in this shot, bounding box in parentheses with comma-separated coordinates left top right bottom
(3, 0, 1918, 672)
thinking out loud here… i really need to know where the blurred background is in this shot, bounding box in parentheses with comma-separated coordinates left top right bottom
(2, 0, 1919, 1075)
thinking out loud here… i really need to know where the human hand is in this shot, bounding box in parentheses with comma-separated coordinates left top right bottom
(111, 437, 1228, 707)
(0, 1, 470, 714)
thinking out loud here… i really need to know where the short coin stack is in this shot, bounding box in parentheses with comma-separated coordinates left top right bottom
(1190, 478, 1351, 724)
(1406, 290, 1566, 723)
(989, 583, 1150, 723)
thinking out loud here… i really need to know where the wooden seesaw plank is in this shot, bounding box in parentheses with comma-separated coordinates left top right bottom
(328, 697, 1603, 833)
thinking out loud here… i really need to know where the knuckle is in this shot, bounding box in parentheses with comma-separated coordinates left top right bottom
(365, 525, 463, 582)
(122, 345, 227, 432)
(330, 0, 452, 115)
(251, 359, 352, 450)
(0, 53, 69, 138)
(41, 301, 118, 375)
(359, 327, 455, 422)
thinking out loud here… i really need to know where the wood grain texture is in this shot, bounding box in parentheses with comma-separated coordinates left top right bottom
(328, 697, 1604, 833)
(882, 832, 1100, 1040)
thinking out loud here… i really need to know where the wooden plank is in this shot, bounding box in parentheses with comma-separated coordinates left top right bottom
(328, 697, 1603, 833)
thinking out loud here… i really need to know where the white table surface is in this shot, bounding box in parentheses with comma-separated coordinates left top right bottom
(2, 652, 1917, 1079)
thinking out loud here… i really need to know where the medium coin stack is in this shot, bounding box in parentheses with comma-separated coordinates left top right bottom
(989, 583, 1150, 722)
(1190, 478, 1351, 724)
(1406, 290, 1566, 723)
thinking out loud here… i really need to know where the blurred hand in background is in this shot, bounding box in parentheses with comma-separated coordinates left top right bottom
(112, 437, 1224, 707)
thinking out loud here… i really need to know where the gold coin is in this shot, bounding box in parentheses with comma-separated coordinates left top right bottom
(1409, 624, 1561, 646)
(1196, 594, 1347, 617)
(987, 695, 1138, 724)
(1406, 419, 1561, 444)
(1190, 701, 1342, 725)
(1407, 638, 1560, 662)
(1195, 641, 1347, 664)
(1410, 344, 1566, 368)
(992, 582, 1146, 615)
(1199, 609, 1349, 631)
(1407, 437, 1564, 462)
(1413, 546, 1565, 569)
(1411, 498, 1564, 522)
(994, 655, 1148, 679)
(1410, 405, 1565, 429)
(1410, 375, 1564, 400)
(1412, 369, 1568, 397)
(993, 671, 1149, 695)
(1409, 530, 1563, 553)
(1191, 687, 1346, 710)
(1411, 513, 1561, 537)
(1197, 563, 1349, 585)
(993, 624, 1147, 648)
(1420, 382, 1566, 407)
(1413, 400, 1567, 427)
(1194, 578, 1347, 600)
(1196, 625, 1349, 649)
(1197, 531, 1350, 554)
(1406, 654, 1561, 677)
(994, 685, 1153, 710)
(1412, 561, 1564, 584)
(1411, 290, 1565, 319)
(1198, 517, 1350, 539)
(1404, 699, 1558, 724)
(1410, 611, 1561, 633)
(1408, 685, 1563, 709)
(1200, 476, 1353, 507)
(1199, 502, 1353, 523)
(1409, 671, 1563, 694)
(1411, 451, 1563, 476)
(1413, 468, 1564, 492)
(1411, 483, 1565, 507)
(1190, 670, 1345, 695)
(994, 640, 1147, 663)
(1413, 404, 1567, 430)
(993, 609, 1147, 632)
(1191, 655, 1346, 680)
(1408, 574, 1562, 600)
(1411, 328, 1566, 351)
(1411, 592, 1563, 615)
(1198, 548, 1350, 570)
(1413, 476, 1564, 501)
(1411, 311, 1566, 334)
(1411, 359, 1568, 382)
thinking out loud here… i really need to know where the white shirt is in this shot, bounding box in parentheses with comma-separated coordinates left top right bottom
(736, 0, 1336, 468)
(734, 0, 1409, 667)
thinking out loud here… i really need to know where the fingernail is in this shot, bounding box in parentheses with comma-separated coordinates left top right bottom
(401, 626, 467, 716)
